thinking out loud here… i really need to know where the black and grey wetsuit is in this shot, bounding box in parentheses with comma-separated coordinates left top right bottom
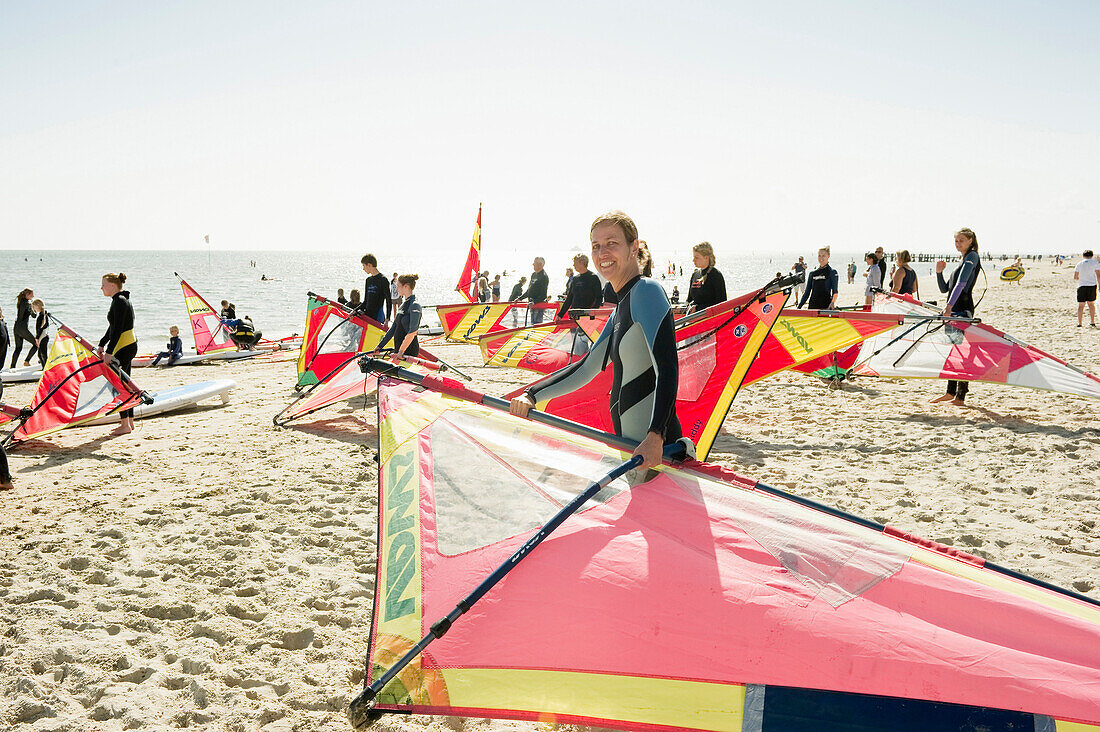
(100, 290, 137, 419)
(378, 293, 422, 358)
(10, 298, 34, 368)
(798, 265, 839, 309)
(937, 249, 982, 400)
(528, 276, 681, 444)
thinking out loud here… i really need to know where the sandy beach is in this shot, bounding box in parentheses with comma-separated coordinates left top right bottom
(1, 263, 1097, 731)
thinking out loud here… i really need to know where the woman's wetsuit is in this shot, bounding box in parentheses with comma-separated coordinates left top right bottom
(686, 267, 727, 312)
(378, 293, 422, 358)
(937, 250, 981, 401)
(798, 265, 839, 309)
(0, 316, 8, 371)
(99, 290, 138, 419)
(896, 266, 918, 296)
(10, 298, 34, 368)
(528, 276, 681, 445)
(29, 310, 49, 366)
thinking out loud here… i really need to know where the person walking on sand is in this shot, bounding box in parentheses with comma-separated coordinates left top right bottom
(931, 228, 982, 406)
(97, 273, 137, 435)
(798, 247, 839, 310)
(847, 260, 857, 285)
(1074, 249, 1100, 327)
(510, 211, 689, 470)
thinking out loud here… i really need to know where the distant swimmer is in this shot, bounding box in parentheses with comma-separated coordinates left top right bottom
(261, 274, 269, 281)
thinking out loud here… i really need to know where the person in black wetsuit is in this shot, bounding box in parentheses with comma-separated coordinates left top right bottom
(151, 326, 184, 366)
(510, 211, 686, 470)
(686, 242, 726, 313)
(930, 228, 983, 406)
(556, 254, 603, 319)
(360, 254, 392, 324)
(521, 258, 550, 324)
(10, 288, 35, 368)
(28, 299, 49, 367)
(377, 274, 423, 358)
(0, 306, 9, 372)
(97, 272, 137, 435)
(798, 247, 839, 310)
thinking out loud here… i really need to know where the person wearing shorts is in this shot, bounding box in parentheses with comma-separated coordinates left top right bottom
(1074, 249, 1100, 327)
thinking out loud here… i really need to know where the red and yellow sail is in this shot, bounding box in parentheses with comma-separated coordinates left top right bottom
(6, 324, 145, 444)
(511, 289, 788, 461)
(455, 205, 481, 303)
(366, 377, 1100, 730)
(438, 302, 558, 344)
(180, 278, 238, 355)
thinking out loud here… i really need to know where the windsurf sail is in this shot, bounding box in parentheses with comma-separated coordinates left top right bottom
(353, 369, 1100, 731)
(4, 321, 147, 446)
(178, 275, 239, 355)
(297, 293, 439, 388)
(0, 402, 23, 427)
(748, 310, 905, 384)
(478, 320, 590, 373)
(436, 301, 559, 343)
(455, 204, 481, 303)
(853, 293, 1100, 398)
(277, 352, 445, 426)
(511, 286, 789, 461)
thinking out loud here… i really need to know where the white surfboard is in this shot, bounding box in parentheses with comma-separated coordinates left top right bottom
(84, 379, 237, 425)
(1, 365, 43, 383)
(132, 350, 261, 368)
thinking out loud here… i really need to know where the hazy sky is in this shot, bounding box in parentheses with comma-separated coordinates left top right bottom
(2, 0, 1098, 256)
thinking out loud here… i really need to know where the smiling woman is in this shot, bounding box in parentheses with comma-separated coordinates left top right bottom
(508, 211, 684, 469)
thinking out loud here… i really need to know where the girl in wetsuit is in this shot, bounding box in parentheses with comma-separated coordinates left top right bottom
(686, 241, 726, 313)
(10, 289, 34, 368)
(891, 249, 919, 298)
(798, 247, 839, 310)
(377, 274, 422, 359)
(931, 228, 982, 406)
(29, 299, 49, 367)
(97, 273, 138, 435)
(510, 211, 681, 470)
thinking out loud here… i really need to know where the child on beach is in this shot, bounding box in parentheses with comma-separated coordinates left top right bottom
(151, 326, 184, 366)
(1074, 250, 1099, 327)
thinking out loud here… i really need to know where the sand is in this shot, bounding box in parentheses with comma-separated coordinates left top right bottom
(1, 262, 1097, 731)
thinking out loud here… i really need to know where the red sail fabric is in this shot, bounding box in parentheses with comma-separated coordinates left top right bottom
(455, 205, 481, 303)
(478, 321, 588, 374)
(8, 325, 145, 444)
(509, 289, 787, 461)
(437, 301, 558, 343)
(277, 355, 379, 425)
(296, 294, 437, 388)
(180, 278, 239, 355)
(366, 378, 1100, 730)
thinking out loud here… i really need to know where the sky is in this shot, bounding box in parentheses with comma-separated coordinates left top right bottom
(1, 0, 1098, 257)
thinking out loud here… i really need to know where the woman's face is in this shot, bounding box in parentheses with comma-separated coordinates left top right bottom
(818, 250, 829, 267)
(692, 251, 708, 269)
(954, 233, 971, 253)
(24, 290, 33, 300)
(101, 278, 118, 297)
(591, 223, 639, 290)
(399, 282, 413, 298)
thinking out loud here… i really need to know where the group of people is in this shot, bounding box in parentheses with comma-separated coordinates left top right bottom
(2, 289, 50, 371)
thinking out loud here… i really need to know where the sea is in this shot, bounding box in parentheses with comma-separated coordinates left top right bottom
(0, 247, 946, 350)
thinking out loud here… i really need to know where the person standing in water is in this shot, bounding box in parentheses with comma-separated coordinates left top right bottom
(97, 273, 137, 435)
(686, 242, 726, 313)
(798, 247, 839, 309)
(10, 289, 35, 369)
(931, 228, 982, 406)
(377, 274, 423, 359)
(509, 211, 684, 470)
